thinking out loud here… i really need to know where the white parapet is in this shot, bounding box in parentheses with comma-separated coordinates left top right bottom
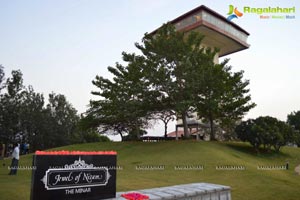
(107, 182, 231, 200)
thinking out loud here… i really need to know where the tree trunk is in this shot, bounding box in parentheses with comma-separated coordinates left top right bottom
(209, 115, 215, 141)
(119, 131, 124, 141)
(182, 112, 189, 138)
(135, 124, 140, 140)
(164, 122, 168, 139)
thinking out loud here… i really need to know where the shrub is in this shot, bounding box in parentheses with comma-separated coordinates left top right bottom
(235, 116, 294, 152)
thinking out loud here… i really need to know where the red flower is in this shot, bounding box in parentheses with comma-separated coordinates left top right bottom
(121, 192, 149, 200)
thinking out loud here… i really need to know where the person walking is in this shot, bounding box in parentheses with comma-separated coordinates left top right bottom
(9, 143, 20, 175)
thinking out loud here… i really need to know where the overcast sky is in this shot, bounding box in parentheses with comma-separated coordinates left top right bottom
(0, 0, 299, 139)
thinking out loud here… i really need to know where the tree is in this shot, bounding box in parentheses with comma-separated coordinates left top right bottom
(21, 92, 79, 150)
(287, 110, 300, 146)
(254, 116, 294, 152)
(0, 66, 81, 150)
(19, 86, 45, 150)
(137, 23, 255, 139)
(274, 119, 294, 151)
(135, 23, 210, 138)
(0, 69, 46, 147)
(85, 23, 255, 140)
(0, 65, 5, 93)
(235, 119, 261, 152)
(81, 100, 133, 141)
(236, 116, 294, 152)
(0, 65, 5, 142)
(84, 53, 154, 140)
(45, 93, 79, 147)
(0, 70, 25, 143)
(195, 59, 256, 140)
(287, 111, 300, 130)
(153, 110, 175, 138)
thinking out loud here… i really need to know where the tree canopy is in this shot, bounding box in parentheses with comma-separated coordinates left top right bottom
(287, 110, 300, 146)
(236, 116, 294, 152)
(287, 111, 300, 131)
(0, 66, 80, 151)
(84, 23, 255, 140)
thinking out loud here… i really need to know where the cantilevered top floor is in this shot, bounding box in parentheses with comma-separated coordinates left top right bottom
(151, 5, 250, 57)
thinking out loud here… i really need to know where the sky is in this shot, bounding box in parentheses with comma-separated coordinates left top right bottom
(0, 0, 299, 140)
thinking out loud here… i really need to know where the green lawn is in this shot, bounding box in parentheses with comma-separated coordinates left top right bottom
(1, 141, 300, 199)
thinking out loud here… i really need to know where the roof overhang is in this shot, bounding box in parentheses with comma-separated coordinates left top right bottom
(151, 5, 250, 57)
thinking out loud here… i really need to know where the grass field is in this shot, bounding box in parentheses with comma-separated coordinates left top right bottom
(1, 141, 300, 200)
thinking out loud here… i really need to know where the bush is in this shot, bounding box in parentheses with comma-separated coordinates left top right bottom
(235, 119, 261, 152)
(83, 131, 111, 143)
(123, 129, 147, 141)
(235, 116, 294, 152)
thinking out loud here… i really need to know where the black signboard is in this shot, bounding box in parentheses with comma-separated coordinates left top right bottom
(30, 152, 117, 200)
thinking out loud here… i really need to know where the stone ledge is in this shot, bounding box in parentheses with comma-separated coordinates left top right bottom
(107, 183, 231, 200)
